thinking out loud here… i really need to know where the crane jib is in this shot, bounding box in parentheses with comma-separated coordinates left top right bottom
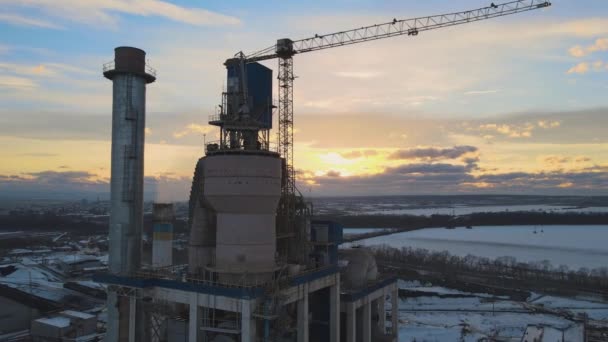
(222, 0, 550, 199)
(242, 0, 550, 62)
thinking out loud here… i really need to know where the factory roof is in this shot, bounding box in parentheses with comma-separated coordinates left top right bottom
(0, 263, 100, 309)
(61, 310, 95, 320)
(35, 316, 71, 328)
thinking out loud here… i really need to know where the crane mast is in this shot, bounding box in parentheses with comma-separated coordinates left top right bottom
(210, 0, 550, 261)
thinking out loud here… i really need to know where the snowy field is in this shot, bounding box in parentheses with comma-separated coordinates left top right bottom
(396, 280, 607, 341)
(348, 225, 608, 269)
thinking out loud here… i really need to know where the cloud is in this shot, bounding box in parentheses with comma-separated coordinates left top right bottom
(389, 163, 472, 175)
(325, 170, 341, 177)
(173, 123, 214, 139)
(0, 169, 195, 200)
(464, 90, 499, 95)
(568, 45, 586, 58)
(300, 162, 474, 195)
(17, 152, 58, 157)
(542, 155, 569, 166)
(0, 0, 240, 28)
(333, 71, 383, 79)
(472, 170, 608, 193)
(567, 61, 608, 75)
(0, 170, 109, 199)
(537, 120, 560, 129)
(568, 38, 608, 57)
(567, 62, 590, 74)
(0, 62, 59, 77)
(0, 75, 37, 90)
(302, 163, 608, 196)
(0, 12, 63, 29)
(574, 156, 591, 163)
(388, 146, 477, 161)
(479, 123, 534, 138)
(339, 150, 378, 159)
(25, 170, 102, 184)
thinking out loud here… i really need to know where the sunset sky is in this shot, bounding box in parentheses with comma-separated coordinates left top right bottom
(1, 0, 608, 200)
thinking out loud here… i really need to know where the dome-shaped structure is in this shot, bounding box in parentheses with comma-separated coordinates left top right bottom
(340, 248, 378, 289)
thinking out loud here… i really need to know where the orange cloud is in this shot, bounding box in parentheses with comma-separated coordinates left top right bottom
(479, 123, 534, 138)
(567, 62, 590, 74)
(173, 123, 214, 139)
(568, 38, 608, 57)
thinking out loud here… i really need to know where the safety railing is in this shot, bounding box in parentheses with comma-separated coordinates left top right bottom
(132, 264, 338, 290)
(208, 114, 224, 122)
(205, 140, 277, 154)
(102, 60, 157, 77)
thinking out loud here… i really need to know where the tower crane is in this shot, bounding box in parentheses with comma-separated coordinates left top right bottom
(202, 0, 550, 260)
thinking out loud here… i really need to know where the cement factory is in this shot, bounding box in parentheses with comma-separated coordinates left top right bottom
(93, 1, 550, 341)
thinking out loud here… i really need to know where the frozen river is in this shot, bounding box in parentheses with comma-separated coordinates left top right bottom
(347, 225, 608, 270)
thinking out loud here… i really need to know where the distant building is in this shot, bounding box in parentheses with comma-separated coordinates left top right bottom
(0, 263, 101, 334)
(54, 255, 105, 276)
(31, 310, 97, 341)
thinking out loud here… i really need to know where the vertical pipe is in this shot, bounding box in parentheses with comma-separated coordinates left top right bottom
(241, 300, 252, 342)
(264, 305, 270, 342)
(346, 303, 356, 342)
(391, 287, 398, 337)
(297, 283, 309, 342)
(189, 293, 199, 342)
(362, 301, 371, 342)
(378, 290, 386, 335)
(329, 275, 340, 342)
(129, 296, 137, 342)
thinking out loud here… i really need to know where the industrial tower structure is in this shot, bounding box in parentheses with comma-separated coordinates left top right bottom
(97, 2, 550, 341)
(102, 46, 156, 342)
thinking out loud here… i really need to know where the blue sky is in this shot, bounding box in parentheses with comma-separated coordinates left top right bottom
(1, 0, 608, 199)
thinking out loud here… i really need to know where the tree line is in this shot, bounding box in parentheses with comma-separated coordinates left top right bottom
(373, 245, 608, 293)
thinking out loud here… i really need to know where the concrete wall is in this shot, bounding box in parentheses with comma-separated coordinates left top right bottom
(203, 154, 282, 278)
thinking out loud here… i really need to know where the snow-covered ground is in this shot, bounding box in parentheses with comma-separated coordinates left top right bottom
(529, 294, 608, 321)
(397, 281, 593, 341)
(347, 225, 608, 269)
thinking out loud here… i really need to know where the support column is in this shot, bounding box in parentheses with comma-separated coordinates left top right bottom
(346, 303, 356, 342)
(329, 276, 340, 342)
(241, 300, 252, 342)
(189, 293, 198, 342)
(391, 287, 398, 337)
(378, 292, 386, 335)
(106, 290, 120, 342)
(297, 284, 309, 342)
(129, 296, 136, 342)
(362, 302, 371, 342)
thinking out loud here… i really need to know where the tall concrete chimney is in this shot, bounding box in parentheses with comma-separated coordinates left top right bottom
(103, 46, 156, 342)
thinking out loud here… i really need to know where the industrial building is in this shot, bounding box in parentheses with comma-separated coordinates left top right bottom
(30, 310, 98, 341)
(94, 2, 551, 341)
(95, 47, 398, 342)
